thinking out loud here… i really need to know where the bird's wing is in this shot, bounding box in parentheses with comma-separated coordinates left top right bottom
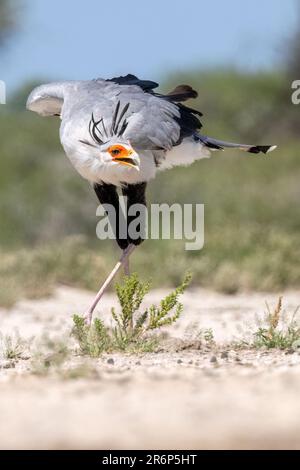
(122, 93, 182, 150)
(58, 79, 180, 151)
(26, 81, 78, 116)
(27, 76, 203, 151)
(86, 76, 202, 150)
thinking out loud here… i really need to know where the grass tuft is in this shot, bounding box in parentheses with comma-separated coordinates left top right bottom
(252, 297, 300, 350)
(0, 331, 28, 359)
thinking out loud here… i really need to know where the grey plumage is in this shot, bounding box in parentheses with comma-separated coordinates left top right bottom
(26, 74, 277, 187)
(27, 78, 183, 149)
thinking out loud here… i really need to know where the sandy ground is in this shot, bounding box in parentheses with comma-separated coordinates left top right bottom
(0, 286, 300, 450)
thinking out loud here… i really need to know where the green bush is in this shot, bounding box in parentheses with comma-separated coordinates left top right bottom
(72, 273, 191, 356)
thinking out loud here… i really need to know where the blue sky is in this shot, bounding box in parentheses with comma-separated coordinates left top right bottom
(2, 0, 298, 92)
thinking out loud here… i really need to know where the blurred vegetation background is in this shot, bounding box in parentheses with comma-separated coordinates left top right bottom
(0, 1, 299, 306)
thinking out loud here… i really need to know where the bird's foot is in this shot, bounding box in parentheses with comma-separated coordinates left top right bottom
(83, 310, 93, 326)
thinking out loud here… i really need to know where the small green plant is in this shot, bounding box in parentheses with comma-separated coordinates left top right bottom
(72, 272, 192, 356)
(202, 328, 215, 345)
(252, 297, 300, 350)
(72, 315, 111, 357)
(0, 331, 27, 360)
(183, 322, 215, 350)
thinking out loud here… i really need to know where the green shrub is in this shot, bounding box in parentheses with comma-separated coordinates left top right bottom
(72, 273, 191, 356)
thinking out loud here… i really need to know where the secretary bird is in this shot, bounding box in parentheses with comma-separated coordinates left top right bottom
(27, 74, 276, 324)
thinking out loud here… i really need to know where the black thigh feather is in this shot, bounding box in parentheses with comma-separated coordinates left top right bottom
(93, 183, 129, 250)
(93, 182, 147, 249)
(122, 182, 147, 247)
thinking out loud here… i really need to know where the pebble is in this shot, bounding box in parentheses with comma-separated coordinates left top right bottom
(285, 349, 295, 355)
(0, 360, 16, 369)
(177, 359, 183, 364)
(210, 356, 217, 363)
(221, 351, 229, 359)
(107, 358, 114, 365)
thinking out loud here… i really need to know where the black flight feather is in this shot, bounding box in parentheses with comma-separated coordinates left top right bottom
(165, 84, 198, 102)
(107, 74, 159, 91)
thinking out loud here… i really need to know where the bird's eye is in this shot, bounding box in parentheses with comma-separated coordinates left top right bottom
(111, 148, 121, 156)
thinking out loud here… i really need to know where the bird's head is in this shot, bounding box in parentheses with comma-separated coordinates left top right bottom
(79, 110, 140, 171)
(80, 136, 140, 171)
(101, 139, 140, 170)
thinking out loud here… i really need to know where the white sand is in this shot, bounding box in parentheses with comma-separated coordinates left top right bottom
(0, 287, 300, 449)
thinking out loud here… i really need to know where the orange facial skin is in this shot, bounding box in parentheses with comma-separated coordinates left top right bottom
(107, 145, 137, 168)
(108, 145, 133, 159)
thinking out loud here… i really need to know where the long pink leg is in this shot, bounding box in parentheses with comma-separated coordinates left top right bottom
(84, 244, 136, 325)
(123, 256, 131, 327)
(124, 257, 130, 276)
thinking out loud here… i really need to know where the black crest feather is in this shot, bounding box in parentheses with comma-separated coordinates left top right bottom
(88, 102, 130, 145)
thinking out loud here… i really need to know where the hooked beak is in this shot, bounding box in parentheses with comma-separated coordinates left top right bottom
(113, 149, 140, 171)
